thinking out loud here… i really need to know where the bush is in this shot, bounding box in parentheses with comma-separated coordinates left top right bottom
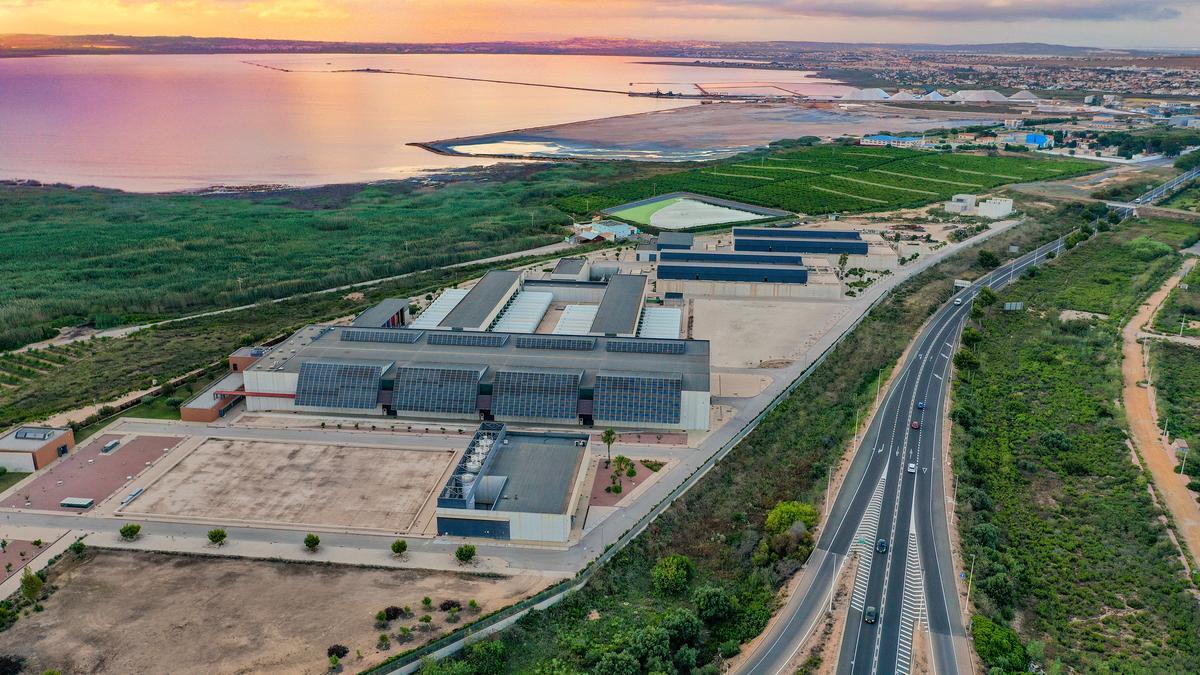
(327, 644, 349, 659)
(455, 544, 476, 564)
(304, 533, 320, 551)
(68, 540, 86, 558)
(466, 640, 507, 675)
(439, 599, 462, 612)
(207, 529, 227, 546)
(391, 538, 407, 557)
(978, 249, 1001, 269)
(764, 501, 819, 535)
(651, 553, 693, 595)
(971, 615, 1027, 671)
(119, 523, 141, 541)
(383, 606, 403, 621)
(691, 584, 734, 623)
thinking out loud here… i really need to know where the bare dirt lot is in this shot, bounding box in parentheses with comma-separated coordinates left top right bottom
(126, 438, 455, 531)
(692, 297, 850, 368)
(0, 549, 548, 675)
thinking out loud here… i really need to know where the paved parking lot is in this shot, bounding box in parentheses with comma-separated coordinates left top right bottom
(1, 434, 183, 512)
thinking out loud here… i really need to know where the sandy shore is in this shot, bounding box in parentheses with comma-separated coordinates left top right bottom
(422, 102, 1001, 161)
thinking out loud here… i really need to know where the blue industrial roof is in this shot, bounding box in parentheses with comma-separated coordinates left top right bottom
(865, 134, 921, 143)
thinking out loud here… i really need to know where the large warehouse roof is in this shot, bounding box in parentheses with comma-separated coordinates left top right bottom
(440, 270, 521, 330)
(249, 324, 710, 390)
(733, 227, 862, 240)
(554, 305, 600, 335)
(491, 291, 553, 334)
(638, 307, 682, 340)
(351, 299, 407, 328)
(410, 289, 469, 329)
(590, 275, 648, 336)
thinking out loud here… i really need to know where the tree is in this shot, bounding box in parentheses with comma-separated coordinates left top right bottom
(390, 539, 407, 557)
(304, 533, 320, 552)
(455, 544, 476, 564)
(601, 428, 617, 465)
(978, 249, 1001, 269)
(19, 568, 43, 604)
(68, 540, 87, 559)
(976, 287, 998, 308)
(119, 523, 141, 541)
(651, 553, 694, 595)
(765, 501, 819, 535)
(960, 326, 983, 348)
(327, 645, 349, 659)
(954, 348, 980, 371)
(207, 529, 227, 547)
(593, 651, 639, 675)
(419, 614, 433, 631)
(691, 584, 733, 623)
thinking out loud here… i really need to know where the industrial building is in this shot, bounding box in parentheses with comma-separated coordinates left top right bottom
(944, 194, 1014, 219)
(861, 134, 924, 149)
(658, 250, 809, 284)
(0, 426, 74, 472)
(435, 422, 590, 542)
(240, 321, 710, 431)
(732, 227, 870, 255)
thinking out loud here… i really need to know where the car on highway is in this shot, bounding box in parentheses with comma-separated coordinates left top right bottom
(864, 606, 878, 624)
(910, 420, 921, 429)
(916, 401, 926, 410)
(954, 297, 963, 306)
(876, 538, 888, 554)
(907, 462, 917, 474)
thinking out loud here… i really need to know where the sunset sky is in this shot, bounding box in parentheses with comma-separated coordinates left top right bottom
(2, 0, 1198, 48)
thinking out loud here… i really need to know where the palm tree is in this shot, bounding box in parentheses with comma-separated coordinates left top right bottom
(601, 428, 617, 467)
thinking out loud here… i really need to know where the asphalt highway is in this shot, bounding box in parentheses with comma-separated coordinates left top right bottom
(739, 236, 1068, 675)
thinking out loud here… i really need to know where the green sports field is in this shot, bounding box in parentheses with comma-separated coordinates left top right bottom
(607, 196, 684, 224)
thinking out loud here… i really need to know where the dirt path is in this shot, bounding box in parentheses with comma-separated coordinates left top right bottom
(1122, 257, 1200, 564)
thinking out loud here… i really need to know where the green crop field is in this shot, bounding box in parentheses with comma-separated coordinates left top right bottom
(558, 145, 1098, 217)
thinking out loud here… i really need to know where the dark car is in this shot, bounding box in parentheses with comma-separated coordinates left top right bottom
(876, 538, 889, 554)
(916, 401, 927, 410)
(864, 606, 878, 624)
(911, 420, 921, 430)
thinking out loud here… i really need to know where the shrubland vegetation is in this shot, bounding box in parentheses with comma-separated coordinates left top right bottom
(1162, 181, 1200, 212)
(0, 163, 650, 351)
(950, 217, 1200, 672)
(556, 145, 1097, 217)
(1148, 341, 1200, 454)
(0, 245, 606, 431)
(419, 204, 1091, 674)
(1153, 262, 1200, 336)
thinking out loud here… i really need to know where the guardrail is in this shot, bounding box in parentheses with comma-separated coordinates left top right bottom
(363, 222, 1079, 675)
(1133, 166, 1200, 205)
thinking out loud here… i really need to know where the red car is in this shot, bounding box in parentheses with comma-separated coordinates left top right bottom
(910, 420, 921, 430)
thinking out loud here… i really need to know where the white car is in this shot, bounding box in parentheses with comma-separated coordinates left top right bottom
(953, 298, 963, 306)
(907, 463, 917, 474)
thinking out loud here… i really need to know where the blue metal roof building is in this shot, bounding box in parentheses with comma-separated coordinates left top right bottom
(658, 261, 809, 284)
(659, 250, 805, 266)
(733, 227, 861, 240)
(736, 237, 868, 255)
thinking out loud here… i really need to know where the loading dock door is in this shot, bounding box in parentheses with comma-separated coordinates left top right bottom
(437, 517, 511, 540)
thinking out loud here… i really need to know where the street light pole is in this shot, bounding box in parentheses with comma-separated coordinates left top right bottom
(965, 553, 978, 609)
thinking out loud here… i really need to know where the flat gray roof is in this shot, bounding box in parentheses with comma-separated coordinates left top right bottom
(487, 432, 586, 514)
(249, 324, 709, 390)
(352, 299, 408, 328)
(440, 270, 521, 330)
(657, 232, 694, 248)
(553, 257, 587, 275)
(0, 426, 70, 452)
(589, 274, 647, 336)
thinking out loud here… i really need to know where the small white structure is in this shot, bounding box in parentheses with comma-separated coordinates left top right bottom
(888, 90, 921, 101)
(844, 88, 890, 101)
(976, 198, 1014, 219)
(945, 194, 977, 214)
(944, 194, 1012, 219)
(1009, 90, 1040, 101)
(923, 90, 948, 102)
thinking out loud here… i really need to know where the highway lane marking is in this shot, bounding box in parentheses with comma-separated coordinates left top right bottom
(896, 512, 928, 675)
(850, 473, 888, 612)
(933, 373, 942, 380)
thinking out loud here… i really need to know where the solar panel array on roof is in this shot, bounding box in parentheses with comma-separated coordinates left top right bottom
(341, 329, 424, 344)
(514, 335, 597, 351)
(391, 364, 486, 414)
(492, 369, 582, 420)
(295, 361, 388, 409)
(594, 372, 682, 424)
(733, 227, 861, 240)
(427, 332, 509, 348)
(410, 288, 470, 329)
(607, 339, 687, 355)
(553, 305, 599, 335)
(490, 291, 553, 334)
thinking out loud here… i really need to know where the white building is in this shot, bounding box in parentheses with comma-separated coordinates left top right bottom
(944, 194, 1012, 219)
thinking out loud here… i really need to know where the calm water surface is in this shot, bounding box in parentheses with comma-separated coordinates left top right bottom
(0, 54, 848, 191)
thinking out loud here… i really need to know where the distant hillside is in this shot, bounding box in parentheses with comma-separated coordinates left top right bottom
(0, 33, 1176, 59)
